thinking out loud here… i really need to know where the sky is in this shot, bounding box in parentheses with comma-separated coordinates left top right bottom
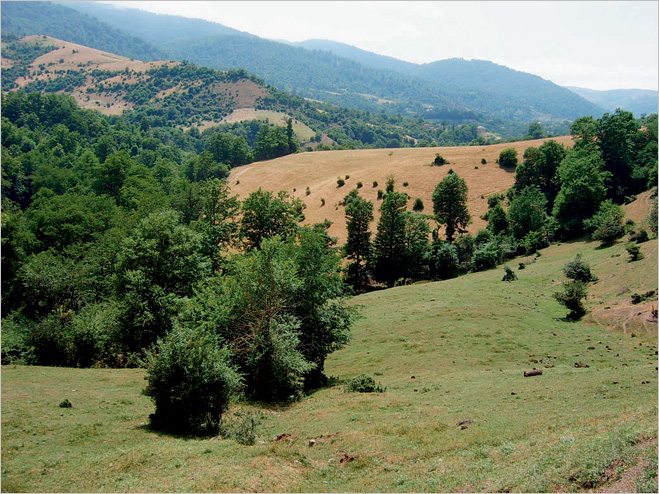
(103, 1, 658, 91)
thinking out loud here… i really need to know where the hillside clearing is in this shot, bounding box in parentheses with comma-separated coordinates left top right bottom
(229, 136, 575, 245)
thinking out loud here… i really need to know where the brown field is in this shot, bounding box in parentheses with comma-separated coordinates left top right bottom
(228, 135, 575, 245)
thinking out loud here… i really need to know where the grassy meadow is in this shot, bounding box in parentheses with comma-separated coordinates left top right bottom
(2, 236, 657, 492)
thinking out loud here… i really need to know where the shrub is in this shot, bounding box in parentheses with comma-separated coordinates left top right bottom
(487, 193, 505, 209)
(426, 241, 460, 280)
(553, 280, 588, 319)
(625, 241, 644, 262)
(502, 265, 517, 282)
(498, 148, 518, 168)
(403, 181, 409, 187)
(337, 178, 345, 188)
(372, 180, 378, 188)
(563, 254, 598, 283)
(345, 175, 350, 180)
(630, 290, 655, 305)
(629, 229, 649, 243)
(356, 181, 363, 188)
(143, 326, 243, 435)
(481, 158, 487, 165)
(583, 200, 625, 246)
(220, 410, 261, 445)
(521, 229, 549, 254)
(377, 189, 384, 200)
(320, 198, 325, 207)
(412, 198, 424, 212)
(472, 242, 500, 272)
(345, 374, 385, 393)
(305, 187, 310, 196)
(432, 153, 448, 166)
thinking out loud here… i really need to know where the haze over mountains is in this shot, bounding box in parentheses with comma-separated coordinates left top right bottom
(2, 0, 657, 134)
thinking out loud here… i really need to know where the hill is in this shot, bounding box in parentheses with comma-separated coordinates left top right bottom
(5, 1, 602, 134)
(229, 135, 575, 244)
(1, 35, 483, 149)
(2, 235, 656, 492)
(566, 86, 658, 117)
(0, 1, 165, 62)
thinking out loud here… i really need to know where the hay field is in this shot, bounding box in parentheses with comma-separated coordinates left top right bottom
(229, 136, 575, 244)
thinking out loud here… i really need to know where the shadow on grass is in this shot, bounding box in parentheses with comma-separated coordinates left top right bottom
(135, 421, 218, 440)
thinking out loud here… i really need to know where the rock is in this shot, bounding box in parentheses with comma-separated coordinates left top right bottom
(574, 362, 590, 368)
(309, 439, 316, 446)
(457, 419, 473, 426)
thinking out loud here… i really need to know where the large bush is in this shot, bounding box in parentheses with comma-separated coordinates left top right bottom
(553, 281, 588, 319)
(563, 254, 598, 283)
(143, 326, 242, 435)
(498, 148, 518, 168)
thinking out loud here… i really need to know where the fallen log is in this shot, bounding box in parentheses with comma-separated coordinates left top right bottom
(523, 368, 543, 377)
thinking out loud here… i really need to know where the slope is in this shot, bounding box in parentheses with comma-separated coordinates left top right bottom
(229, 135, 575, 244)
(2, 235, 656, 492)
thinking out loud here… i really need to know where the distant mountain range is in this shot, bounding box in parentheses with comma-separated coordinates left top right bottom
(565, 86, 658, 117)
(3, 1, 656, 133)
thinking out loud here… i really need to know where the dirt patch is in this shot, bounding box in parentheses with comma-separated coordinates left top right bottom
(593, 437, 658, 493)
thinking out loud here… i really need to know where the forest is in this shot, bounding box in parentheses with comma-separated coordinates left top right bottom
(1, 85, 656, 433)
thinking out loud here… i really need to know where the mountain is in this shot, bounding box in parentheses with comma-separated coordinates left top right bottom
(3, 1, 605, 134)
(0, 1, 165, 61)
(566, 86, 658, 117)
(2, 35, 495, 149)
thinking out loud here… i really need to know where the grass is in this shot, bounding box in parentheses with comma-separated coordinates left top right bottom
(2, 238, 657, 492)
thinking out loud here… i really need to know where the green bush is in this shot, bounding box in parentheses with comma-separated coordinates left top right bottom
(345, 374, 385, 393)
(498, 148, 518, 168)
(426, 241, 460, 280)
(584, 200, 625, 246)
(412, 198, 424, 212)
(356, 181, 363, 188)
(472, 242, 500, 272)
(563, 254, 598, 283)
(372, 180, 378, 188)
(629, 229, 649, 243)
(220, 410, 261, 445)
(377, 189, 384, 200)
(502, 265, 517, 282)
(143, 326, 242, 435)
(432, 153, 448, 166)
(553, 280, 588, 319)
(337, 178, 345, 188)
(625, 241, 644, 262)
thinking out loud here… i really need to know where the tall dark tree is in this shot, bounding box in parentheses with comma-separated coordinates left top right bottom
(373, 188, 408, 286)
(343, 189, 373, 290)
(432, 171, 471, 243)
(508, 185, 548, 239)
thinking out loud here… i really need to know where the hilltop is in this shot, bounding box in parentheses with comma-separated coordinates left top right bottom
(229, 136, 575, 244)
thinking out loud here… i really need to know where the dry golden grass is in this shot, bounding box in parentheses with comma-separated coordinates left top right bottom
(229, 136, 575, 244)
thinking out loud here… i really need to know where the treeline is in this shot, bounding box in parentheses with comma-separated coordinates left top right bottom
(340, 110, 658, 291)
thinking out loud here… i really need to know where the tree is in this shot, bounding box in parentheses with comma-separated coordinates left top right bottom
(552, 148, 608, 237)
(485, 202, 509, 235)
(596, 109, 638, 201)
(239, 188, 305, 250)
(372, 189, 408, 286)
(583, 200, 625, 246)
(207, 132, 253, 169)
(343, 189, 373, 290)
(254, 125, 294, 162)
(401, 211, 430, 279)
(507, 185, 548, 239)
(553, 280, 588, 319)
(115, 209, 212, 354)
(498, 148, 518, 169)
(432, 171, 471, 243)
(526, 122, 545, 140)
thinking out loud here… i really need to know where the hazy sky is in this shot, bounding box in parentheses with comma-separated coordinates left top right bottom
(103, 1, 658, 91)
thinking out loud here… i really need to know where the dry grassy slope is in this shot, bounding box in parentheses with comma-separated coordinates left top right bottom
(229, 135, 575, 244)
(2, 35, 266, 120)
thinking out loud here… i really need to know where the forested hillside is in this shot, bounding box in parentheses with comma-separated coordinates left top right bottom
(3, 1, 602, 137)
(1, 35, 516, 149)
(1, 1, 165, 62)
